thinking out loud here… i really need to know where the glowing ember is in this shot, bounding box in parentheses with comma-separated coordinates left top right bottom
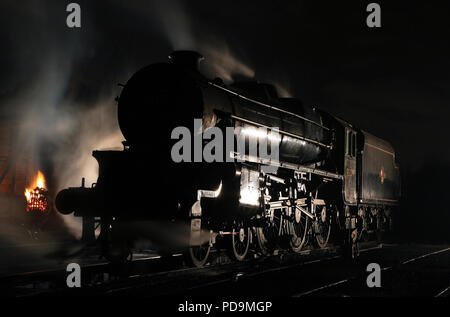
(25, 171, 49, 213)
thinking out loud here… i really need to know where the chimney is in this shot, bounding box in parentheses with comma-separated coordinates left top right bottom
(168, 50, 203, 71)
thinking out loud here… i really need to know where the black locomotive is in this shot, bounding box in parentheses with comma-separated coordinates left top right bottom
(55, 51, 401, 265)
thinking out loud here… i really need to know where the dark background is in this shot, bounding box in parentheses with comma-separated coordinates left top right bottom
(0, 1, 449, 241)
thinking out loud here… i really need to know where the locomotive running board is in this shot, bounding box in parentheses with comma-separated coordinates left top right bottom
(230, 152, 343, 180)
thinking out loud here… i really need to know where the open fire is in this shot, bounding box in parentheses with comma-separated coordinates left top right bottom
(24, 171, 49, 213)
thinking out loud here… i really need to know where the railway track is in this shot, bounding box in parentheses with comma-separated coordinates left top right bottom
(0, 251, 186, 296)
(179, 243, 450, 298)
(0, 242, 346, 296)
(292, 245, 450, 297)
(131, 243, 448, 298)
(2, 242, 448, 297)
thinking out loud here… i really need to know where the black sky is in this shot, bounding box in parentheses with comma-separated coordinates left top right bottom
(1, 0, 450, 174)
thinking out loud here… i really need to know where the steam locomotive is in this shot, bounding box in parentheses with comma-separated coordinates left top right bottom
(55, 51, 401, 265)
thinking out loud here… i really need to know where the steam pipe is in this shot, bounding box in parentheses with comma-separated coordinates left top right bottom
(209, 81, 330, 131)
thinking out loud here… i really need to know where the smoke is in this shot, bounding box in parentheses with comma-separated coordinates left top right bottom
(51, 98, 124, 190)
(113, 0, 290, 92)
(147, 0, 195, 50)
(148, 0, 292, 95)
(50, 96, 124, 238)
(271, 82, 292, 98)
(198, 43, 255, 83)
(0, 0, 291, 245)
(2, 55, 125, 238)
(0, 2, 126, 240)
(126, 0, 256, 83)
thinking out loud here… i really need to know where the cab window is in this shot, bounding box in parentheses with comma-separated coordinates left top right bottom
(351, 133, 356, 157)
(346, 130, 357, 157)
(346, 131, 351, 155)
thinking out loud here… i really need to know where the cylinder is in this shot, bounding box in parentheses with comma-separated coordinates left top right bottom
(55, 187, 97, 215)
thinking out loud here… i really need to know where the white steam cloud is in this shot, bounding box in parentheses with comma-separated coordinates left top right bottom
(7, 55, 125, 239)
(1, 0, 292, 245)
(51, 97, 124, 239)
(199, 43, 255, 84)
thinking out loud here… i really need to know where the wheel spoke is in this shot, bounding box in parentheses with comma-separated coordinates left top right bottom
(290, 209, 309, 253)
(232, 227, 249, 261)
(315, 204, 332, 248)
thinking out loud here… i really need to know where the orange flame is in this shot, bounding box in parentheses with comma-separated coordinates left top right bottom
(25, 170, 47, 206)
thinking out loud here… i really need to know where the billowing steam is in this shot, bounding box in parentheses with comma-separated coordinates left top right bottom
(133, 0, 256, 84)
(51, 98, 124, 191)
(51, 97, 124, 238)
(198, 43, 255, 83)
(3, 55, 125, 238)
(0, 0, 291, 246)
(147, 0, 195, 50)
